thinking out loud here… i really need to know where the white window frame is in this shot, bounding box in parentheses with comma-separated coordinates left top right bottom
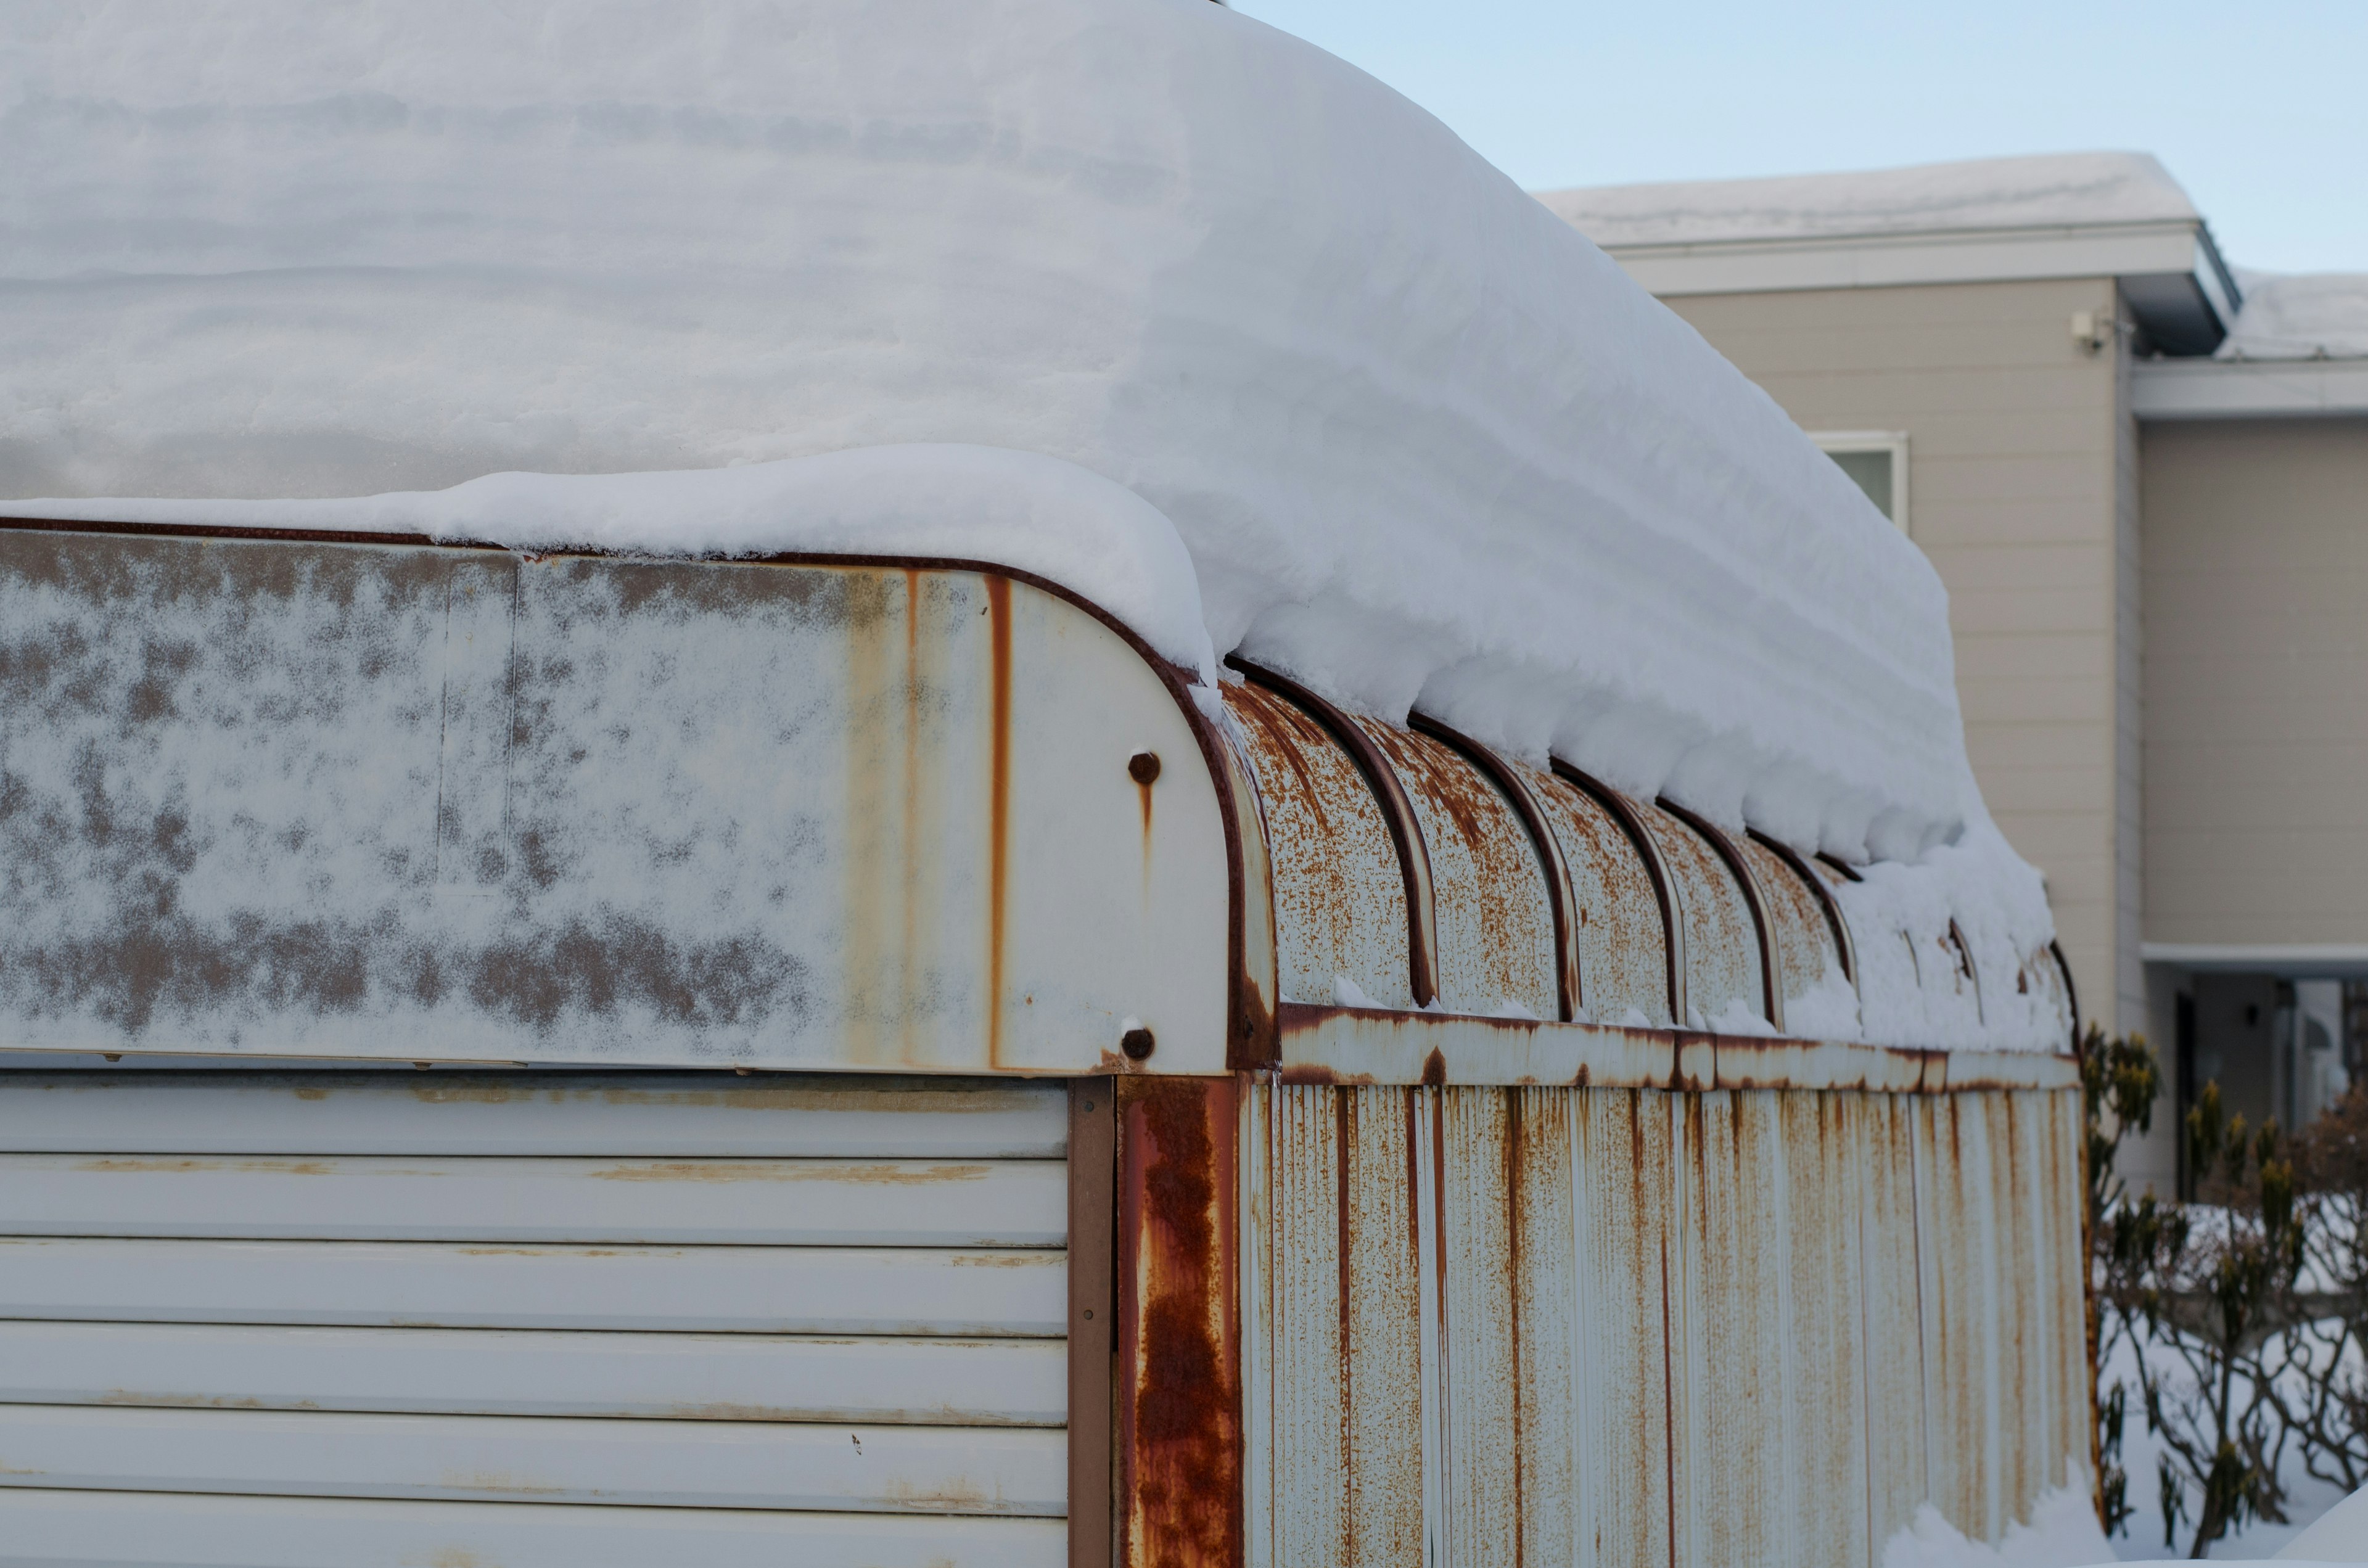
(1811, 430, 1910, 535)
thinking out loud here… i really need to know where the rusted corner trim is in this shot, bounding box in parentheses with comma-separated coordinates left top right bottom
(1552, 761, 1687, 1028)
(1749, 827, 1859, 990)
(1068, 1080, 1118, 1568)
(1227, 657, 1439, 1008)
(1410, 713, 1581, 1024)
(1267, 1001, 2071, 1091)
(0, 517, 1257, 1081)
(1658, 797, 1785, 1035)
(2050, 938, 2081, 1052)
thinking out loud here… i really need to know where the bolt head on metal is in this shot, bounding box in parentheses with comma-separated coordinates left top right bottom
(1128, 750, 1161, 785)
(1120, 1026, 1156, 1061)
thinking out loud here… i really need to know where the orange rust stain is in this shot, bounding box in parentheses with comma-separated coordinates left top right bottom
(73, 1157, 337, 1176)
(1140, 777, 1156, 882)
(1119, 1077, 1242, 1568)
(987, 575, 1011, 1069)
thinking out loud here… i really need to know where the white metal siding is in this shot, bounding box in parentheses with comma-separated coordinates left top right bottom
(0, 1071, 1069, 1567)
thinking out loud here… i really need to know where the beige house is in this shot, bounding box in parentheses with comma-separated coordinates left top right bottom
(1542, 154, 2368, 1192)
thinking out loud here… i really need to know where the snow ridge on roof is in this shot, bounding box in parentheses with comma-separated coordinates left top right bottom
(2221, 271, 2368, 361)
(1540, 151, 2198, 249)
(0, 0, 2066, 1028)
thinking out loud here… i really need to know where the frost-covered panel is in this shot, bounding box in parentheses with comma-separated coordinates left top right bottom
(0, 528, 1229, 1070)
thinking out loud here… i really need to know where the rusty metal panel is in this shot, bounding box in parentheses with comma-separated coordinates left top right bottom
(1985, 1089, 2088, 1525)
(1635, 806, 1764, 1033)
(1439, 1088, 1519, 1568)
(1350, 722, 1558, 1022)
(1506, 1086, 1580, 1568)
(0, 529, 1234, 1073)
(1737, 835, 1859, 1036)
(1571, 1089, 1675, 1568)
(1914, 1094, 2005, 1543)
(1778, 1091, 1872, 1568)
(1116, 1075, 1243, 1568)
(1674, 1091, 1786, 1567)
(1525, 771, 1673, 1028)
(1859, 1093, 1931, 1550)
(1223, 684, 1413, 1011)
(2041, 1089, 2090, 1495)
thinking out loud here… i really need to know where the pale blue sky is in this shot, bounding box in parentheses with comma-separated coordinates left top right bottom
(1225, 0, 2368, 276)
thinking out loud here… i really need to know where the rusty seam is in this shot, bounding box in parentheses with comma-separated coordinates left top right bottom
(1657, 798, 1785, 1036)
(1230, 658, 1438, 1008)
(1552, 762, 1686, 1030)
(1411, 713, 1582, 1024)
(1815, 849, 1866, 884)
(0, 516, 1260, 1079)
(1749, 827, 1859, 991)
(2049, 940, 2081, 1053)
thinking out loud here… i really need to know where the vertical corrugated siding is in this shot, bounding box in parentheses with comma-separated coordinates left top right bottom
(1246, 1082, 2083, 1568)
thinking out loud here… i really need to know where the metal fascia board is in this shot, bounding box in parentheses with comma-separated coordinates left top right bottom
(2131, 358, 2368, 419)
(1601, 220, 2203, 298)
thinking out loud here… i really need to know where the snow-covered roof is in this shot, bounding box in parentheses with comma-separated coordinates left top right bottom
(1539, 151, 2200, 249)
(0, 0, 2049, 980)
(2222, 271, 2368, 360)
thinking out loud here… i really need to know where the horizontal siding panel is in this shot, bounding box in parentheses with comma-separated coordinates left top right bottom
(0, 1320, 1064, 1426)
(0, 1073, 1067, 1159)
(0, 1154, 1064, 1246)
(0, 1487, 1064, 1568)
(0, 1403, 1066, 1515)
(0, 1239, 1065, 1336)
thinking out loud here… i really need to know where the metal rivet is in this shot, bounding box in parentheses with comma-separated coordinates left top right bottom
(1082, 1308, 1095, 1320)
(1082, 1100, 1095, 1112)
(1128, 751, 1161, 785)
(1121, 1027, 1156, 1061)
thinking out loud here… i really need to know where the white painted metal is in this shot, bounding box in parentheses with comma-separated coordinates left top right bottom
(0, 1070, 1068, 1564)
(0, 1238, 1064, 1334)
(0, 1152, 1064, 1246)
(0, 1072, 1068, 1156)
(0, 1321, 1064, 1425)
(0, 1404, 1066, 1514)
(0, 1489, 1066, 1568)
(0, 536, 1233, 1075)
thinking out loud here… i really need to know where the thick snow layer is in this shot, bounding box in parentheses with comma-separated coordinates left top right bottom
(1541, 152, 2196, 249)
(2, 446, 1220, 683)
(1878, 1477, 2110, 1568)
(0, 0, 2065, 1047)
(2222, 271, 2368, 361)
(0, 0, 1978, 864)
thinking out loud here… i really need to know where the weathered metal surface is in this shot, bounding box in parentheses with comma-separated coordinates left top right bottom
(1634, 803, 1764, 1032)
(1857, 1093, 1931, 1548)
(0, 1152, 1066, 1247)
(1659, 802, 1786, 1032)
(1352, 720, 1558, 1022)
(0, 526, 1231, 1073)
(1069, 1082, 1117, 1568)
(1240, 1079, 2087, 1568)
(0, 1236, 1066, 1334)
(1413, 718, 1582, 1023)
(0, 1403, 1068, 1514)
(1525, 769, 1675, 1027)
(0, 1488, 1070, 1568)
(1212, 722, 1283, 1069)
(1272, 1002, 2085, 1093)
(1116, 1075, 1243, 1568)
(1737, 833, 1857, 1030)
(0, 1319, 1065, 1426)
(1223, 683, 1414, 1011)
(0, 1071, 1067, 1156)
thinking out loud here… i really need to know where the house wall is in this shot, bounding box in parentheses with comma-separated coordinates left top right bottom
(1656, 277, 2134, 1033)
(2142, 417, 2368, 947)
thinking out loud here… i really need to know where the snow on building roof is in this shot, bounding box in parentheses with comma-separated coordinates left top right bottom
(0, 0, 2053, 985)
(2222, 271, 2368, 361)
(1540, 151, 2199, 249)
